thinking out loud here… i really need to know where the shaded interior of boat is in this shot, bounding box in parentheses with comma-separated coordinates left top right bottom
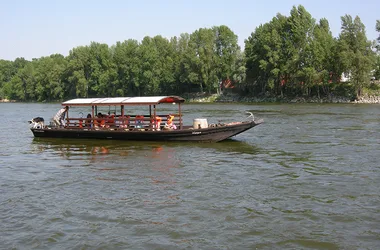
(56, 96, 202, 131)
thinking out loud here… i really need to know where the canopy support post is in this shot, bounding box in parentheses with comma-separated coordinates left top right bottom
(178, 103, 182, 129)
(92, 106, 95, 128)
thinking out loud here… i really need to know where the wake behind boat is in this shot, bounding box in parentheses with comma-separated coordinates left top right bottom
(29, 96, 263, 142)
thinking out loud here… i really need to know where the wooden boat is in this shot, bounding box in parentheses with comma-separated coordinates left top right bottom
(29, 96, 263, 142)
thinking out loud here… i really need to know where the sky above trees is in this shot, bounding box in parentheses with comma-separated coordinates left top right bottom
(1, 0, 379, 60)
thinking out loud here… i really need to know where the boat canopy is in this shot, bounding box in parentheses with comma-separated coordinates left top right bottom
(62, 96, 185, 106)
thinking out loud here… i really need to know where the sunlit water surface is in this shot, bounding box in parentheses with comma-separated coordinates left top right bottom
(0, 102, 379, 249)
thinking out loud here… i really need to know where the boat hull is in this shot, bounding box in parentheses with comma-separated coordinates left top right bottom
(31, 120, 262, 142)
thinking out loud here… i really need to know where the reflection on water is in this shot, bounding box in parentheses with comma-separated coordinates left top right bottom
(31, 137, 262, 160)
(30, 137, 263, 194)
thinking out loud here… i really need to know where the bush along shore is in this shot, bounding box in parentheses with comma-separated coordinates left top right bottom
(2, 93, 379, 104)
(188, 93, 380, 104)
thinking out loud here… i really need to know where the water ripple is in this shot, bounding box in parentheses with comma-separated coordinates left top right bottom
(1, 103, 380, 249)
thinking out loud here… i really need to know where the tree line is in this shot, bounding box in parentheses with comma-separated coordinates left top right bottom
(0, 5, 379, 102)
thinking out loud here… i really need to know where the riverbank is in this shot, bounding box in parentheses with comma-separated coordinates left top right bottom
(188, 93, 380, 104)
(0, 98, 16, 103)
(2, 94, 380, 104)
(353, 94, 380, 104)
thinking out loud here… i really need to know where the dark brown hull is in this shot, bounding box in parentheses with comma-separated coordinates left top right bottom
(31, 120, 262, 142)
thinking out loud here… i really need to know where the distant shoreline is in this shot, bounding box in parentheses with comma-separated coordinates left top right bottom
(2, 94, 380, 104)
(188, 93, 380, 104)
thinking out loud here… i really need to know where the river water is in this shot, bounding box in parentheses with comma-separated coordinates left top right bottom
(0, 102, 379, 249)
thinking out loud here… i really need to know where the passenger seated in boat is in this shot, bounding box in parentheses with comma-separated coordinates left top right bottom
(106, 112, 115, 127)
(152, 116, 162, 130)
(97, 113, 106, 128)
(164, 114, 176, 130)
(93, 113, 103, 128)
(118, 114, 130, 128)
(85, 114, 92, 128)
(135, 115, 144, 128)
(93, 118, 98, 128)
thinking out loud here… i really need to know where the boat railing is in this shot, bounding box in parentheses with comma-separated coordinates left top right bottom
(65, 114, 181, 130)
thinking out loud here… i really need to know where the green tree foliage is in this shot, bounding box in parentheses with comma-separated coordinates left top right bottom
(138, 36, 163, 95)
(177, 33, 200, 92)
(246, 5, 321, 97)
(34, 54, 68, 101)
(374, 20, 380, 80)
(188, 28, 217, 93)
(232, 50, 246, 87)
(111, 39, 140, 96)
(286, 5, 315, 95)
(3, 59, 35, 101)
(245, 5, 375, 98)
(245, 13, 290, 95)
(338, 15, 375, 97)
(88, 42, 118, 97)
(213, 25, 240, 93)
(309, 18, 337, 97)
(0, 6, 377, 101)
(185, 26, 241, 94)
(66, 46, 92, 98)
(0, 60, 16, 98)
(376, 20, 380, 45)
